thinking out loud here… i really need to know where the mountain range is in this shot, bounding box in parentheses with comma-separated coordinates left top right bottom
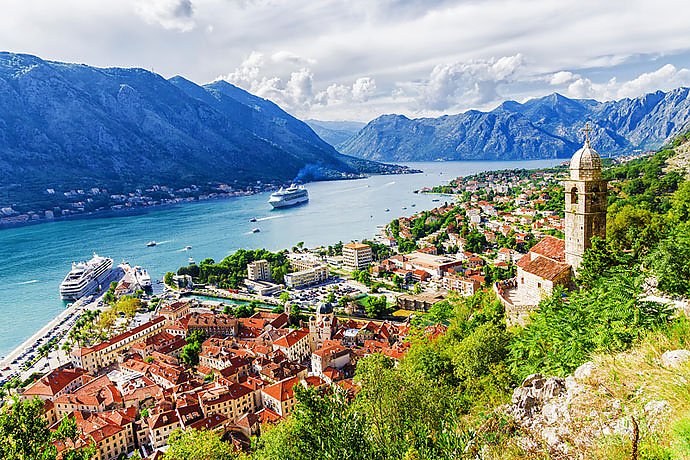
(305, 120, 366, 147)
(338, 89, 690, 161)
(0, 52, 401, 208)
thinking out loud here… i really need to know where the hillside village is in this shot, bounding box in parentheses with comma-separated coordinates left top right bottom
(5, 135, 688, 460)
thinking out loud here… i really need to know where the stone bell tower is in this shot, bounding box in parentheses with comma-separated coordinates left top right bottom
(564, 124, 607, 273)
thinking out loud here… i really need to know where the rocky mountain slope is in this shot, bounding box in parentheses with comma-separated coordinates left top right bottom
(0, 52, 397, 207)
(506, 342, 690, 459)
(340, 89, 690, 161)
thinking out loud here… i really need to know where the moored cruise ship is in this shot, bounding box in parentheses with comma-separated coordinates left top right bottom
(268, 184, 309, 208)
(59, 254, 114, 301)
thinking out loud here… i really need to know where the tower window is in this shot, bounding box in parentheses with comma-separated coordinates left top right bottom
(570, 187, 578, 204)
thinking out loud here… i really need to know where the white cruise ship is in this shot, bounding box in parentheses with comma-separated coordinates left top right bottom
(268, 184, 309, 208)
(59, 254, 114, 301)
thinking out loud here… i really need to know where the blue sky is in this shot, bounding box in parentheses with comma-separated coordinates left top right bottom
(2, 0, 690, 121)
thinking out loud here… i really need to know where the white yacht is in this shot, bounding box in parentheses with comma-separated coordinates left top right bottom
(59, 254, 113, 301)
(133, 266, 152, 290)
(268, 184, 309, 208)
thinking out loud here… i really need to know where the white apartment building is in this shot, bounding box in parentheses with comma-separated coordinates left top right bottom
(342, 243, 372, 271)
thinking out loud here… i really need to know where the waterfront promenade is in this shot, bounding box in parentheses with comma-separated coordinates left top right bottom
(0, 297, 85, 381)
(0, 268, 125, 383)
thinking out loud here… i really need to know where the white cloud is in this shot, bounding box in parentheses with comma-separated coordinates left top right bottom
(221, 51, 377, 114)
(351, 77, 377, 102)
(546, 64, 690, 101)
(616, 64, 690, 98)
(271, 51, 316, 66)
(418, 54, 524, 110)
(135, 0, 196, 32)
(225, 51, 265, 88)
(549, 71, 577, 86)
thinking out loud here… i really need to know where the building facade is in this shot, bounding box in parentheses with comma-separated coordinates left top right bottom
(284, 265, 329, 289)
(247, 260, 271, 281)
(342, 243, 373, 271)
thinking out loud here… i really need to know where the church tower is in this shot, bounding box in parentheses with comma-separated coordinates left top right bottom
(564, 125, 607, 273)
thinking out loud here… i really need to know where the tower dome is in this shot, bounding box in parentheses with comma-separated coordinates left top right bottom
(569, 140, 602, 181)
(317, 302, 334, 315)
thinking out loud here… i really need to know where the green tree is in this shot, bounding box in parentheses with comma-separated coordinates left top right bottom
(353, 354, 466, 459)
(289, 304, 304, 327)
(165, 428, 241, 460)
(279, 291, 290, 305)
(576, 237, 628, 289)
(465, 230, 487, 253)
(254, 385, 373, 460)
(649, 223, 690, 296)
(607, 205, 665, 259)
(180, 330, 206, 367)
(0, 397, 95, 460)
(669, 180, 690, 223)
(364, 296, 389, 319)
(509, 273, 672, 380)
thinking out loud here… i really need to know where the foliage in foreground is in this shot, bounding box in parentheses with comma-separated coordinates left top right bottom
(509, 271, 673, 380)
(165, 428, 244, 460)
(0, 397, 95, 460)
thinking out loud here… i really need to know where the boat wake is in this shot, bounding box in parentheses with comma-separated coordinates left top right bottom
(256, 215, 282, 222)
(156, 240, 173, 245)
(15, 279, 39, 285)
(325, 184, 369, 195)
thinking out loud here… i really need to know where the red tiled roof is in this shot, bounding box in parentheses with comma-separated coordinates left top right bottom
(529, 236, 566, 262)
(520, 256, 571, 281)
(261, 376, 300, 402)
(22, 367, 86, 397)
(273, 329, 309, 348)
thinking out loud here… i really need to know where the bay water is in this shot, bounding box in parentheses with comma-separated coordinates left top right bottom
(0, 160, 560, 356)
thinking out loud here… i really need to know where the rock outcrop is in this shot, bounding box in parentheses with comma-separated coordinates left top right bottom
(506, 364, 628, 459)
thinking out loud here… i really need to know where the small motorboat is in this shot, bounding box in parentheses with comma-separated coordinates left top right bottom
(184, 246, 192, 251)
(411, 204, 416, 207)
(146, 241, 157, 247)
(251, 228, 260, 233)
(249, 217, 257, 222)
(188, 257, 196, 264)
(385, 208, 390, 212)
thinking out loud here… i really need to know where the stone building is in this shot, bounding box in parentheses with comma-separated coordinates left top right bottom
(564, 134, 607, 273)
(497, 132, 607, 321)
(309, 302, 337, 350)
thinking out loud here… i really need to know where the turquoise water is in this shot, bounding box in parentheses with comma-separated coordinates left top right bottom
(0, 160, 560, 356)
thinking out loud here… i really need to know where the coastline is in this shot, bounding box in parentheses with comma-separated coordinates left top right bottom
(0, 169, 423, 232)
(0, 268, 124, 380)
(0, 159, 561, 381)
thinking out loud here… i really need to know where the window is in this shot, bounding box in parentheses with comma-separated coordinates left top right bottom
(570, 187, 578, 205)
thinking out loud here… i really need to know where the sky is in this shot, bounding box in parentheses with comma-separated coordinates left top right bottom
(2, 0, 690, 122)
